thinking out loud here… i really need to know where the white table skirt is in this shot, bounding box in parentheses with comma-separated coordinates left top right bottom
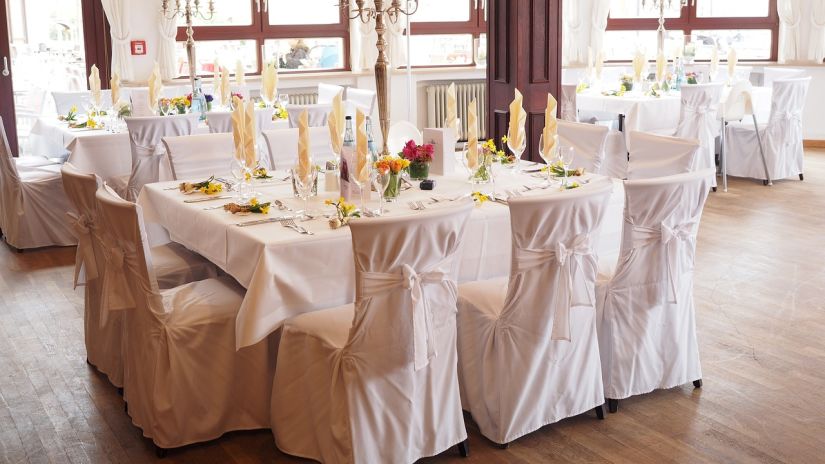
(138, 166, 625, 349)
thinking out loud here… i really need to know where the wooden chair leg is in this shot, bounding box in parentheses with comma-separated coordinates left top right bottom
(498, 442, 509, 450)
(595, 404, 605, 420)
(457, 439, 469, 457)
(799, 173, 804, 181)
(693, 379, 703, 388)
(155, 445, 168, 458)
(607, 398, 619, 413)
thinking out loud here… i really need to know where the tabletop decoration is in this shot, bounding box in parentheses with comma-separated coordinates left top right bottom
(148, 62, 162, 114)
(542, 160, 585, 178)
(252, 166, 272, 179)
(89, 65, 102, 110)
(111, 72, 120, 107)
(325, 197, 361, 229)
(620, 74, 634, 92)
(445, 82, 459, 135)
(179, 176, 224, 194)
(171, 96, 191, 115)
(564, 181, 582, 190)
(575, 82, 589, 94)
(491, 136, 516, 168)
(507, 89, 527, 162)
(471, 191, 490, 205)
(708, 47, 720, 82)
(632, 51, 648, 90)
(273, 104, 288, 120)
(187, 92, 213, 112)
(219, 66, 231, 108)
(59, 105, 79, 124)
(400, 139, 434, 180)
(374, 155, 409, 200)
(223, 197, 271, 215)
(685, 72, 699, 85)
(261, 61, 279, 107)
(727, 48, 738, 85)
(114, 100, 132, 119)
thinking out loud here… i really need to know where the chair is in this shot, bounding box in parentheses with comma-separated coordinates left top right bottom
(456, 182, 613, 446)
(0, 116, 75, 250)
(560, 84, 578, 122)
(271, 203, 473, 463)
(162, 133, 234, 180)
(207, 109, 277, 134)
(262, 127, 334, 170)
(317, 82, 345, 104)
(595, 169, 713, 413)
(718, 81, 768, 192)
(673, 83, 724, 190)
(51, 90, 112, 114)
(124, 114, 199, 201)
(600, 130, 629, 179)
(129, 88, 154, 117)
(558, 120, 609, 174)
(626, 131, 700, 180)
(95, 184, 276, 452)
(287, 104, 331, 128)
(60, 164, 219, 387)
(721, 65, 753, 85)
(762, 67, 804, 88)
(387, 120, 422, 154)
(345, 87, 377, 118)
(725, 77, 811, 183)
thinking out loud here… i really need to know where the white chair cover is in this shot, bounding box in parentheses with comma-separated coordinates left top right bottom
(0, 117, 75, 249)
(272, 204, 474, 463)
(125, 114, 198, 201)
(725, 77, 811, 181)
(261, 127, 334, 170)
(456, 182, 613, 445)
(673, 83, 724, 188)
(596, 169, 712, 401)
(162, 133, 234, 180)
(763, 67, 804, 88)
(317, 83, 345, 104)
(51, 90, 112, 114)
(345, 87, 377, 118)
(207, 109, 276, 134)
(561, 83, 578, 122)
(600, 130, 629, 179)
(287, 104, 331, 128)
(558, 120, 609, 174)
(627, 131, 700, 180)
(720, 65, 753, 85)
(95, 184, 276, 449)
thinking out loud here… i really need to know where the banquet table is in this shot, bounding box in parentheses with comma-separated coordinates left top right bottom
(138, 166, 625, 350)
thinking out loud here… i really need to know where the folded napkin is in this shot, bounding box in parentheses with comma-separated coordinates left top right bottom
(445, 82, 458, 133)
(355, 109, 370, 184)
(508, 88, 526, 149)
(656, 52, 666, 82)
(328, 90, 345, 154)
(709, 47, 719, 79)
(220, 66, 231, 107)
(467, 99, 479, 170)
(213, 59, 221, 101)
(235, 60, 246, 87)
(543, 93, 558, 158)
(261, 61, 278, 103)
(231, 96, 257, 168)
(728, 48, 738, 81)
(586, 46, 594, 78)
(298, 110, 312, 181)
(148, 62, 162, 112)
(89, 65, 102, 108)
(632, 51, 647, 82)
(595, 50, 604, 80)
(110, 72, 120, 107)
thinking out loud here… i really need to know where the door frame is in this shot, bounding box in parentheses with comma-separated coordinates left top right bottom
(0, 0, 19, 156)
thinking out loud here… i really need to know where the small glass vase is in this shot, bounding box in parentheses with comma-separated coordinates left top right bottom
(470, 154, 492, 184)
(383, 172, 402, 201)
(408, 161, 430, 180)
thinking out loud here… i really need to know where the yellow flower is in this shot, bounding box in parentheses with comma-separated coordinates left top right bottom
(471, 191, 488, 205)
(501, 135, 509, 144)
(250, 197, 259, 206)
(260, 205, 270, 214)
(324, 199, 333, 206)
(70, 105, 78, 114)
(86, 118, 98, 129)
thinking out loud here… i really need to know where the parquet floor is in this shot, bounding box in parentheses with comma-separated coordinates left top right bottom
(2, 151, 825, 464)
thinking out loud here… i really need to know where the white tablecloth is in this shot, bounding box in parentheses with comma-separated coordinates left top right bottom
(138, 166, 625, 349)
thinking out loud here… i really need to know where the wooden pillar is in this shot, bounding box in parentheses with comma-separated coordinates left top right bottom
(487, 0, 562, 163)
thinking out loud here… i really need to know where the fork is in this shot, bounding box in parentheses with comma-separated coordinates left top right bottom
(274, 199, 293, 211)
(280, 218, 314, 235)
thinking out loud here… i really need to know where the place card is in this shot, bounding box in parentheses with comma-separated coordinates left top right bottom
(423, 127, 457, 176)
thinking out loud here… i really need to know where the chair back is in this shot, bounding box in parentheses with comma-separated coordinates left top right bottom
(0, 116, 22, 229)
(124, 114, 199, 200)
(317, 83, 344, 104)
(558, 120, 609, 173)
(722, 65, 753, 84)
(61, 163, 105, 286)
(766, 77, 811, 148)
(560, 84, 578, 122)
(52, 90, 112, 114)
(627, 131, 700, 180)
(346, 88, 377, 117)
(763, 67, 804, 89)
(674, 83, 724, 178)
(501, 182, 613, 342)
(287, 104, 331, 128)
(387, 120, 422, 154)
(207, 109, 275, 134)
(163, 133, 234, 180)
(262, 127, 334, 170)
(721, 80, 755, 121)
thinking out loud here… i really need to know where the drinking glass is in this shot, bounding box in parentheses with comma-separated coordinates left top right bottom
(371, 169, 391, 216)
(292, 166, 318, 221)
(558, 146, 575, 187)
(537, 133, 557, 185)
(507, 131, 526, 169)
(350, 163, 371, 215)
(278, 94, 289, 109)
(158, 99, 171, 116)
(461, 141, 489, 185)
(230, 158, 248, 202)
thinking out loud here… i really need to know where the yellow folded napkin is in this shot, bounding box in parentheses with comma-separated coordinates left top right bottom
(508, 89, 526, 150)
(709, 47, 719, 78)
(355, 109, 369, 184)
(220, 66, 231, 107)
(467, 99, 479, 170)
(445, 82, 458, 133)
(298, 110, 311, 181)
(231, 96, 257, 168)
(328, 90, 345, 154)
(656, 52, 666, 82)
(543, 93, 558, 158)
(728, 48, 738, 81)
(148, 62, 162, 112)
(235, 60, 246, 87)
(89, 65, 101, 108)
(595, 50, 604, 80)
(110, 72, 120, 107)
(632, 51, 647, 82)
(261, 61, 278, 103)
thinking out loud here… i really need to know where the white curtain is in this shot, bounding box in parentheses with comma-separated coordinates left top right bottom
(100, 0, 132, 80)
(811, 0, 825, 63)
(562, 0, 610, 66)
(778, 0, 803, 63)
(158, 9, 178, 80)
(354, 0, 408, 70)
(778, 0, 825, 63)
(590, 0, 611, 61)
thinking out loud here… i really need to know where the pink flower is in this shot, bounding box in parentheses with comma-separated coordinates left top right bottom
(399, 139, 434, 163)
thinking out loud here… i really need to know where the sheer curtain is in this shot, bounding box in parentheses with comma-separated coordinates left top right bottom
(811, 0, 825, 63)
(562, 0, 610, 66)
(778, 0, 803, 63)
(353, 0, 408, 70)
(779, 0, 825, 63)
(158, 10, 179, 80)
(100, 0, 132, 80)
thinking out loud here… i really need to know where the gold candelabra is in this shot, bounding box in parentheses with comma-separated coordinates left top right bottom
(641, 0, 689, 56)
(162, 0, 215, 93)
(340, 0, 419, 155)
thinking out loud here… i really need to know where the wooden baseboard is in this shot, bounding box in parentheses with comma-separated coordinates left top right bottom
(804, 140, 825, 149)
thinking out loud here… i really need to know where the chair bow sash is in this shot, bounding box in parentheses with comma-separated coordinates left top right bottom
(770, 110, 802, 147)
(66, 212, 99, 288)
(100, 242, 136, 317)
(360, 255, 456, 371)
(632, 220, 697, 303)
(513, 233, 596, 342)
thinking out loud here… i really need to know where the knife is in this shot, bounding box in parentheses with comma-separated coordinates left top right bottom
(236, 215, 295, 227)
(183, 195, 232, 203)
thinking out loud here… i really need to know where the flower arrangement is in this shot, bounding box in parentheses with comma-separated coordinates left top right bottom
(575, 81, 590, 94)
(541, 160, 586, 177)
(170, 96, 191, 114)
(223, 197, 271, 214)
(471, 191, 490, 205)
(325, 197, 361, 229)
(564, 181, 582, 190)
(374, 155, 410, 200)
(620, 74, 634, 92)
(178, 176, 224, 194)
(492, 135, 516, 165)
(114, 101, 131, 118)
(273, 105, 288, 120)
(59, 105, 79, 123)
(252, 166, 272, 179)
(399, 140, 434, 180)
(685, 72, 699, 85)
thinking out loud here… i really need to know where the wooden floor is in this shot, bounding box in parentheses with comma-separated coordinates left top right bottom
(3, 152, 825, 464)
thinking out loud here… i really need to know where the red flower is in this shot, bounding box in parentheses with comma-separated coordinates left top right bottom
(399, 139, 434, 163)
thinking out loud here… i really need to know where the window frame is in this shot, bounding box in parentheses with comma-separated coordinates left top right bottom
(605, 0, 779, 62)
(406, 0, 487, 68)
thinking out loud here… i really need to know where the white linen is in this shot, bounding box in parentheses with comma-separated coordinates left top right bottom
(163, 133, 235, 180)
(95, 185, 275, 450)
(137, 167, 624, 350)
(0, 116, 76, 249)
(596, 169, 712, 401)
(52, 90, 111, 114)
(125, 114, 199, 201)
(262, 127, 335, 171)
(157, 6, 178, 80)
(287, 104, 331, 128)
(627, 131, 700, 180)
(725, 77, 811, 181)
(272, 204, 473, 463)
(561, 84, 579, 122)
(673, 83, 724, 188)
(345, 87, 377, 119)
(558, 120, 609, 173)
(207, 109, 287, 134)
(317, 82, 345, 104)
(577, 92, 682, 136)
(456, 181, 613, 445)
(100, 0, 132, 80)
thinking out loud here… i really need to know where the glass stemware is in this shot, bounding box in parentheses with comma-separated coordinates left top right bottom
(350, 163, 371, 216)
(371, 168, 391, 216)
(278, 94, 289, 110)
(558, 146, 575, 188)
(292, 165, 318, 221)
(537, 133, 557, 185)
(507, 131, 526, 172)
(230, 158, 248, 202)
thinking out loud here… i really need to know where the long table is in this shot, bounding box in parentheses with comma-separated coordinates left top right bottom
(138, 167, 625, 350)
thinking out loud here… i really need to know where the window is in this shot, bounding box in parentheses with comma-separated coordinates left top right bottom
(408, 0, 486, 67)
(605, 0, 778, 61)
(174, 0, 348, 77)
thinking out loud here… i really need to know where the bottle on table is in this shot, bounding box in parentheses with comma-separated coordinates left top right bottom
(190, 77, 208, 121)
(366, 116, 379, 163)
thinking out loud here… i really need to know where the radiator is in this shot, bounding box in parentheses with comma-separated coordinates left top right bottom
(426, 81, 487, 141)
(288, 92, 318, 105)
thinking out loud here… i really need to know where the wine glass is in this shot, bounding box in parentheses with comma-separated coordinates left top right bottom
(158, 99, 170, 116)
(349, 162, 371, 216)
(278, 94, 289, 110)
(230, 158, 248, 202)
(538, 133, 557, 185)
(507, 130, 526, 166)
(371, 168, 391, 216)
(292, 165, 318, 221)
(558, 146, 575, 187)
(461, 141, 484, 184)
